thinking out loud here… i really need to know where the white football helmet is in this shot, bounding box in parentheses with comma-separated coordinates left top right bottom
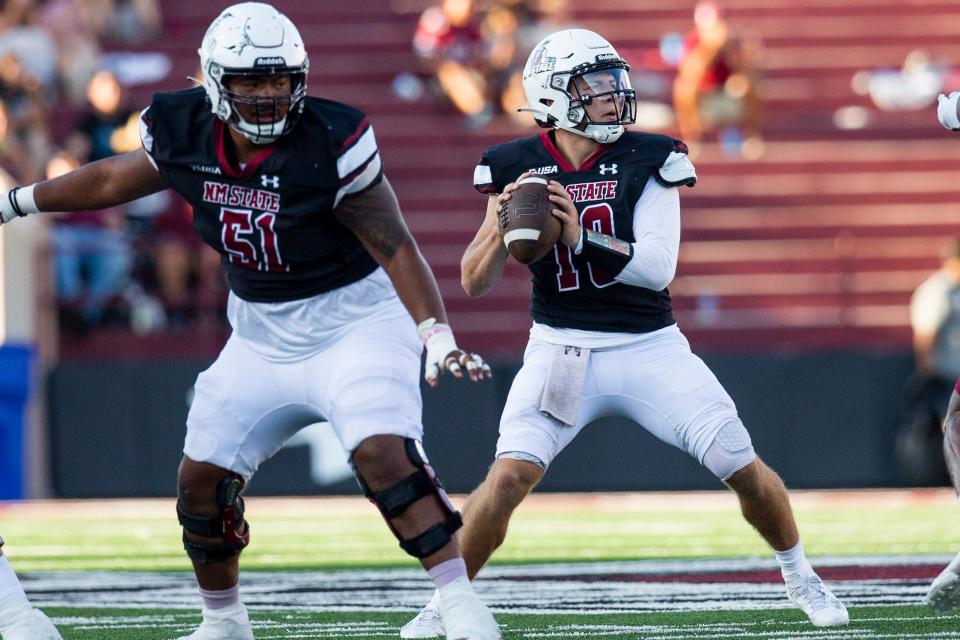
(521, 29, 636, 143)
(198, 2, 309, 145)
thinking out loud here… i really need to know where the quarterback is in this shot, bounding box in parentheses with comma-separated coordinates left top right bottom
(926, 89, 960, 611)
(402, 28, 849, 638)
(0, 4, 501, 639)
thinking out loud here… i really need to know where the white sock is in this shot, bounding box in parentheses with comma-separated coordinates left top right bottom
(774, 540, 815, 584)
(199, 584, 240, 610)
(428, 558, 468, 590)
(0, 556, 31, 612)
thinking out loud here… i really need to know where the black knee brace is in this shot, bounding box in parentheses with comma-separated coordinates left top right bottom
(177, 474, 250, 565)
(353, 438, 462, 558)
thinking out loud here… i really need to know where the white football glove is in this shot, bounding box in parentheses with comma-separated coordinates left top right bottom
(937, 91, 960, 131)
(417, 317, 491, 386)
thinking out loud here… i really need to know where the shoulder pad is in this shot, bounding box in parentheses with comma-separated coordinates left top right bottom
(657, 151, 697, 188)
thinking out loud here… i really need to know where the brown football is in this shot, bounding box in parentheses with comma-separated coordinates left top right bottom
(499, 176, 563, 264)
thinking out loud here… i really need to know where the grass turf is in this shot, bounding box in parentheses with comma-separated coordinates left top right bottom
(41, 605, 960, 639)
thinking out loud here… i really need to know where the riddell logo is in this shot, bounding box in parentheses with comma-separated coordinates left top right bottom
(254, 56, 286, 66)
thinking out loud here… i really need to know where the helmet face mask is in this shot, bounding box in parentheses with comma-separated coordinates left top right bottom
(217, 69, 307, 143)
(566, 66, 636, 130)
(522, 29, 637, 143)
(199, 2, 309, 145)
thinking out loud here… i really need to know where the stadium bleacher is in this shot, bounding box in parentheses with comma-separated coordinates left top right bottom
(60, 0, 960, 358)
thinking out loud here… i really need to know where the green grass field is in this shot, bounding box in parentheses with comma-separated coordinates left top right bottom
(2, 489, 959, 639)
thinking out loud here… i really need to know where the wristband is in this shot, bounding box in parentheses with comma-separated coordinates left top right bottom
(1, 184, 39, 222)
(579, 229, 634, 277)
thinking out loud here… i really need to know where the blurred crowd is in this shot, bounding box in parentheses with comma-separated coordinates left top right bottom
(403, 0, 570, 128)
(402, 1, 766, 157)
(0, 0, 226, 340)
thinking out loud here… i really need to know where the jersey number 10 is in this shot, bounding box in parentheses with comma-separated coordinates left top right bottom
(555, 203, 616, 291)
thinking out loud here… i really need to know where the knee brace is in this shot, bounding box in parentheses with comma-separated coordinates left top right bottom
(177, 474, 250, 565)
(702, 420, 757, 481)
(353, 438, 463, 559)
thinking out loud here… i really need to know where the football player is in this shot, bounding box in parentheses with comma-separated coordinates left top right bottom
(926, 90, 960, 611)
(0, 540, 62, 640)
(401, 28, 848, 638)
(0, 3, 500, 639)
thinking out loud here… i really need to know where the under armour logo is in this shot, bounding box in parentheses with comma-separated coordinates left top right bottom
(261, 175, 280, 188)
(598, 163, 618, 175)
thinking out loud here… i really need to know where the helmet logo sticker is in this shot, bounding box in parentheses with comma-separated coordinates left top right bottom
(530, 45, 556, 74)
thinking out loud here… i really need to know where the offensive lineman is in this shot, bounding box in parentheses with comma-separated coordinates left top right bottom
(925, 90, 960, 611)
(0, 4, 501, 639)
(401, 28, 849, 638)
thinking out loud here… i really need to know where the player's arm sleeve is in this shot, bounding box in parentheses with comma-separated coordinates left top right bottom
(606, 176, 681, 290)
(334, 117, 383, 207)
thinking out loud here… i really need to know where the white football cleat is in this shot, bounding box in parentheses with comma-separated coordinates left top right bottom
(400, 590, 444, 638)
(438, 577, 500, 640)
(787, 575, 850, 627)
(927, 553, 960, 611)
(175, 602, 254, 640)
(0, 605, 63, 640)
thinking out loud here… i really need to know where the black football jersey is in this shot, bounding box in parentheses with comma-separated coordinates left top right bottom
(474, 130, 693, 333)
(141, 87, 383, 302)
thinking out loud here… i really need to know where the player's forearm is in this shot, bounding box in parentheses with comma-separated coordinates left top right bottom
(35, 151, 165, 212)
(382, 238, 449, 325)
(461, 231, 508, 297)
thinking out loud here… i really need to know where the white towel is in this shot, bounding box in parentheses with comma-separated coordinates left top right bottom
(538, 345, 591, 426)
